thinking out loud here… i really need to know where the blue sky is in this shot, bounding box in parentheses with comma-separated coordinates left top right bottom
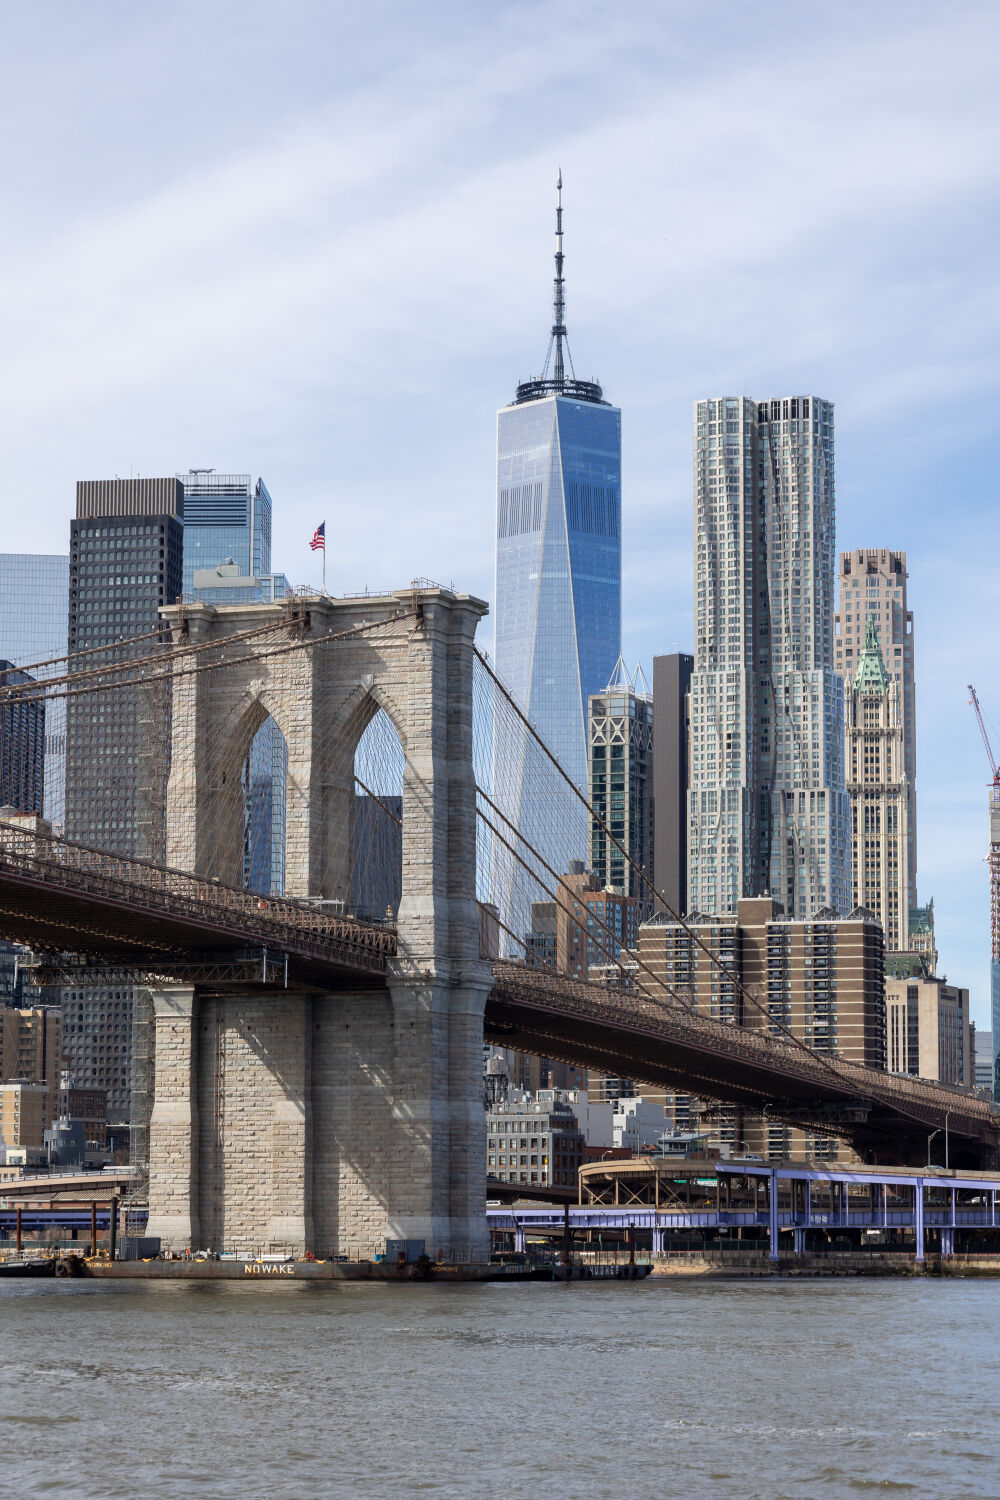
(2, 1, 998, 1019)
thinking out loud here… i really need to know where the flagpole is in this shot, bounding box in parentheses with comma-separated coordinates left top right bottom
(322, 529, 326, 595)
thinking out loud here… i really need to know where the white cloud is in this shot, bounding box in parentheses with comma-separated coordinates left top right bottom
(1, 0, 999, 1006)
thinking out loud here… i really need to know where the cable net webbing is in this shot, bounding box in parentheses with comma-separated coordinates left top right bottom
(0, 611, 894, 1050)
(0, 604, 992, 1153)
(0, 608, 413, 927)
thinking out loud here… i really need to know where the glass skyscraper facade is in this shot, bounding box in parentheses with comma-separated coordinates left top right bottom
(496, 397, 622, 795)
(0, 661, 45, 814)
(64, 478, 185, 1122)
(688, 395, 849, 921)
(178, 471, 272, 596)
(0, 553, 69, 825)
(493, 179, 621, 918)
(0, 554, 70, 665)
(185, 492, 289, 899)
(242, 720, 288, 897)
(589, 661, 653, 916)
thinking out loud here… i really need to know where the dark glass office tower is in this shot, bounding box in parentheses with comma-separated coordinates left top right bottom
(0, 661, 45, 813)
(66, 478, 184, 857)
(178, 471, 272, 597)
(64, 478, 184, 1123)
(494, 178, 621, 902)
(0, 554, 70, 825)
(652, 652, 694, 917)
(0, 555, 70, 664)
(589, 659, 653, 914)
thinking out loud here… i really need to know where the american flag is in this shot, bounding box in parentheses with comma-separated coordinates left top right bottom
(310, 522, 326, 552)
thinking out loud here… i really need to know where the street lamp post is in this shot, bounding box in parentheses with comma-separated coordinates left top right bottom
(927, 1128, 941, 1168)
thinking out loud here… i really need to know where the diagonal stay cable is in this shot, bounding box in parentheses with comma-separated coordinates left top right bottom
(0, 614, 295, 698)
(480, 655, 979, 1132)
(477, 647, 850, 1088)
(476, 788, 705, 1012)
(475, 806, 630, 983)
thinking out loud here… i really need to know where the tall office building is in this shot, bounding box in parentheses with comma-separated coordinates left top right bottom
(885, 975, 972, 1086)
(975, 1030, 994, 1093)
(0, 555, 70, 665)
(0, 943, 26, 1007)
(64, 478, 184, 1121)
(845, 619, 909, 950)
(66, 478, 184, 854)
(652, 652, 693, 916)
(494, 178, 621, 885)
(178, 471, 272, 596)
(688, 396, 848, 920)
(588, 659, 653, 914)
(351, 794, 402, 922)
(835, 549, 916, 907)
(0, 662, 45, 814)
(0, 553, 70, 825)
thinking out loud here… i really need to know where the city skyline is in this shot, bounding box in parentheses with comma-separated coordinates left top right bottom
(0, 1, 997, 1017)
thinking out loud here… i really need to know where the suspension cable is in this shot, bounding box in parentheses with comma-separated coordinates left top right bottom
(476, 647, 848, 1084)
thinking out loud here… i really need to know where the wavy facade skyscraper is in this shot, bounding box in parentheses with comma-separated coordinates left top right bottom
(687, 396, 849, 921)
(493, 178, 621, 908)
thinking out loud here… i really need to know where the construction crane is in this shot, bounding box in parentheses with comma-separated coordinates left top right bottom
(969, 685, 1000, 1097)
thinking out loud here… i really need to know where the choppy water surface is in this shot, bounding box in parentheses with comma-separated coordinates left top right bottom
(2, 1277, 1000, 1498)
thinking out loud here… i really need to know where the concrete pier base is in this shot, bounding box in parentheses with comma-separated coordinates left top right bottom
(145, 972, 491, 1260)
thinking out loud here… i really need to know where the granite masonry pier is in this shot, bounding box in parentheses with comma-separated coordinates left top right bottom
(145, 588, 492, 1263)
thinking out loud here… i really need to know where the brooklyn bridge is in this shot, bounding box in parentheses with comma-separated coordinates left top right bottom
(0, 584, 995, 1260)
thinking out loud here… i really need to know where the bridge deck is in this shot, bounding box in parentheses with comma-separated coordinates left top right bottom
(486, 962, 999, 1158)
(1, 824, 996, 1160)
(0, 827, 393, 986)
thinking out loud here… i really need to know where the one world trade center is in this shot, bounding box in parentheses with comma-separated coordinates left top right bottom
(492, 176, 621, 934)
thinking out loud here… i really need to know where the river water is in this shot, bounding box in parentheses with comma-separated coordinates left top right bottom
(2, 1277, 999, 1498)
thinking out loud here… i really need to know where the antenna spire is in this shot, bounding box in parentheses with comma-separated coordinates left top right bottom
(552, 169, 566, 384)
(513, 171, 607, 406)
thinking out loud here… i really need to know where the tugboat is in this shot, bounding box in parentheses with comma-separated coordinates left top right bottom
(0, 1255, 58, 1277)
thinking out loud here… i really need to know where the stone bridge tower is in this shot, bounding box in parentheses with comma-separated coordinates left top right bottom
(145, 586, 492, 1261)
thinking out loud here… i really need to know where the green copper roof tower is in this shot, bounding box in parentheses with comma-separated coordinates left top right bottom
(853, 615, 891, 695)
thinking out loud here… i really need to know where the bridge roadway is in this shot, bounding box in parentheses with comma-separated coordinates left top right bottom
(1, 824, 997, 1166)
(488, 1161, 1000, 1262)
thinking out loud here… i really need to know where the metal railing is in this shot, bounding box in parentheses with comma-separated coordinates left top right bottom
(0, 826, 995, 1144)
(491, 959, 998, 1140)
(0, 824, 397, 974)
